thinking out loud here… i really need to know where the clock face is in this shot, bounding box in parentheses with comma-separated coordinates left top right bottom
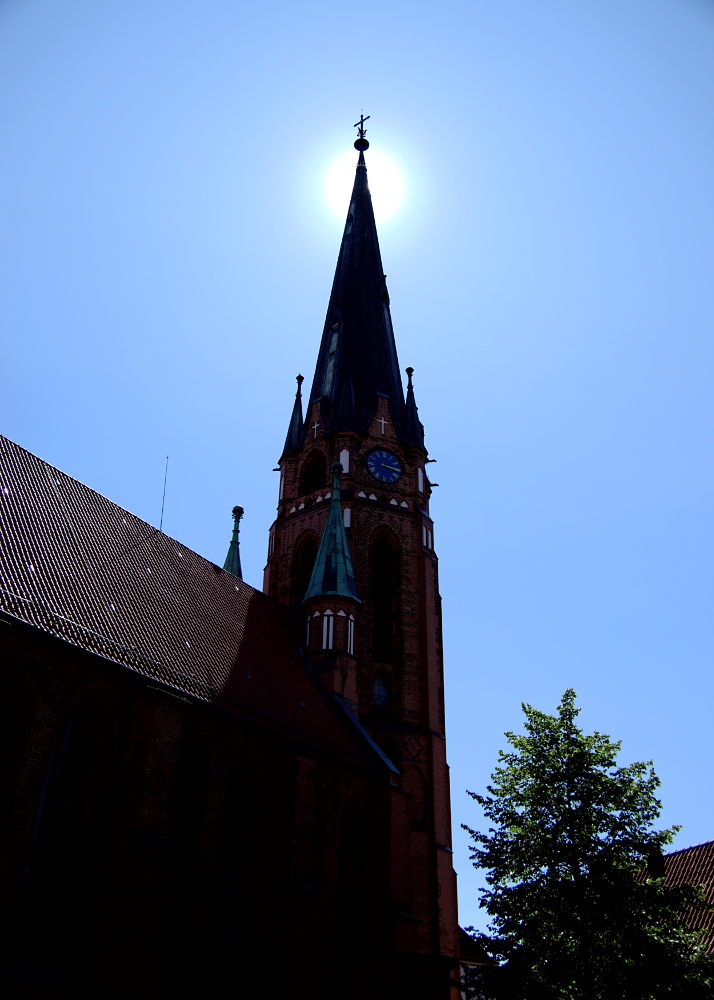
(367, 449, 402, 483)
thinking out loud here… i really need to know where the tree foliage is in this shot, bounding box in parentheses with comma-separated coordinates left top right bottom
(462, 689, 713, 999)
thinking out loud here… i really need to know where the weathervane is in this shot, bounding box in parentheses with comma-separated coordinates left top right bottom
(354, 113, 370, 152)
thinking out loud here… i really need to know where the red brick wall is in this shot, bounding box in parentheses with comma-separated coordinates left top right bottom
(0, 618, 457, 999)
(264, 408, 460, 979)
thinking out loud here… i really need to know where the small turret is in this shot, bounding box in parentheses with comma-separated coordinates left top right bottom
(282, 374, 305, 457)
(404, 367, 425, 450)
(302, 463, 359, 604)
(302, 462, 360, 712)
(223, 505, 244, 581)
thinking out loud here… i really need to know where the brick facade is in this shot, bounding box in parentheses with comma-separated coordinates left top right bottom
(0, 614, 457, 999)
(263, 381, 460, 984)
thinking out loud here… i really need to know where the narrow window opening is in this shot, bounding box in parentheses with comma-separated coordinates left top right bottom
(373, 675, 390, 707)
(299, 451, 327, 495)
(322, 611, 334, 650)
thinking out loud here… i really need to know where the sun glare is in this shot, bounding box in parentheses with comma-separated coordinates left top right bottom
(325, 150, 404, 223)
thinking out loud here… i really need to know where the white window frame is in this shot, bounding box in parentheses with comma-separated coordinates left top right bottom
(322, 610, 334, 650)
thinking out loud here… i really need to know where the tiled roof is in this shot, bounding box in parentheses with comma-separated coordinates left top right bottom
(0, 436, 375, 770)
(663, 840, 714, 953)
(458, 927, 495, 967)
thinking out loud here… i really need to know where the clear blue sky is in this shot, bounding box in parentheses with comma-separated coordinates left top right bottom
(3, 0, 713, 931)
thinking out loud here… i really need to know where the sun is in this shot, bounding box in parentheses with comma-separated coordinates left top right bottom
(325, 150, 404, 223)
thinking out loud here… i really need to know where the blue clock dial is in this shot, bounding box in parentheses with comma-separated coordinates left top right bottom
(367, 449, 402, 483)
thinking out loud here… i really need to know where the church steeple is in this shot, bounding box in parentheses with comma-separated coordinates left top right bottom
(263, 125, 458, 974)
(302, 463, 359, 603)
(308, 146, 406, 439)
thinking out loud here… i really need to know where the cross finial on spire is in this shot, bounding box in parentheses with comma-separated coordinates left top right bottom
(354, 113, 370, 152)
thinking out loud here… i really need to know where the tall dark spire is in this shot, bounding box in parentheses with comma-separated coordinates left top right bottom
(223, 505, 244, 580)
(308, 138, 406, 437)
(404, 367, 425, 449)
(282, 374, 304, 456)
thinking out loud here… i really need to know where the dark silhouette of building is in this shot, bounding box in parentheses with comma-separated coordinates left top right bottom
(0, 139, 460, 998)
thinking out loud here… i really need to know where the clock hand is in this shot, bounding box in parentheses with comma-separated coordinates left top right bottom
(381, 464, 401, 472)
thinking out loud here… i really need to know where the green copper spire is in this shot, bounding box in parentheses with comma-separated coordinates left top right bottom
(302, 463, 360, 604)
(223, 505, 244, 580)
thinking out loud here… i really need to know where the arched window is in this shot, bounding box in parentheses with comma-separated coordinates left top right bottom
(19, 710, 95, 966)
(299, 450, 326, 495)
(164, 734, 209, 984)
(371, 533, 399, 662)
(347, 615, 355, 656)
(322, 610, 334, 650)
(0, 668, 34, 838)
(211, 770, 248, 965)
(373, 675, 390, 708)
(337, 804, 364, 930)
(292, 533, 318, 604)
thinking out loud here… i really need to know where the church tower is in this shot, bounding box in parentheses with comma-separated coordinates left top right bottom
(264, 124, 459, 976)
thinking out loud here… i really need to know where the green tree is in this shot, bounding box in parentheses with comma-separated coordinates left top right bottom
(462, 689, 713, 999)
